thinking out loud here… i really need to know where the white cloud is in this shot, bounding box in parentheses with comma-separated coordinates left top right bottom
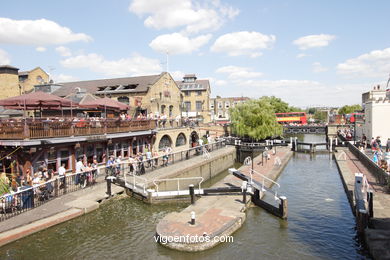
(211, 31, 275, 57)
(0, 49, 11, 65)
(149, 33, 212, 54)
(293, 34, 336, 50)
(0, 18, 92, 45)
(312, 62, 328, 73)
(170, 70, 185, 80)
(35, 46, 46, 52)
(336, 47, 390, 78)
(129, 0, 239, 33)
(60, 53, 162, 77)
(55, 46, 72, 57)
(53, 74, 79, 82)
(296, 53, 308, 58)
(216, 65, 263, 79)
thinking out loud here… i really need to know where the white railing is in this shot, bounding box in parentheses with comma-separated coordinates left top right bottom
(124, 172, 148, 194)
(249, 169, 281, 199)
(152, 176, 204, 197)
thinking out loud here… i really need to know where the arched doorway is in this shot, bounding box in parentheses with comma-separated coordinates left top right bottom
(158, 135, 172, 150)
(175, 133, 186, 147)
(190, 131, 199, 147)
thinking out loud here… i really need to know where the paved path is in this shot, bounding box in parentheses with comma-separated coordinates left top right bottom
(0, 146, 234, 247)
(156, 147, 292, 252)
(335, 148, 390, 260)
(0, 177, 124, 247)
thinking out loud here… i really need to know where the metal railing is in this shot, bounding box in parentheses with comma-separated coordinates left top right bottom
(249, 169, 281, 199)
(152, 176, 204, 197)
(0, 119, 156, 140)
(348, 142, 389, 185)
(0, 170, 98, 222)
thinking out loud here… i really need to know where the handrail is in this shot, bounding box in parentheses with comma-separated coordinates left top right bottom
(152, 176, 204, 196)
(250, 169, 280, 189)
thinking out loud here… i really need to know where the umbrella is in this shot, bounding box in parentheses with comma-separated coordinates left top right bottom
(0, 91, 75, 110)
(81, 97, 130, 111)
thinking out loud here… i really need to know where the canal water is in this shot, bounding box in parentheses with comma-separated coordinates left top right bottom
(0, 135, 370, 259)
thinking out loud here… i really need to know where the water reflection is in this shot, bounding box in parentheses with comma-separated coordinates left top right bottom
(0, 135, 370, 259)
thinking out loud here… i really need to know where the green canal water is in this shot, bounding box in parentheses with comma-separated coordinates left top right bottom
(0, 135, 370, 259)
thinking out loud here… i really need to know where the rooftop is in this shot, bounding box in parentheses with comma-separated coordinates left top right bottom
(52, 73, 164, 97)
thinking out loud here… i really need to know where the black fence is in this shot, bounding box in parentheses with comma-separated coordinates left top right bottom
(104, 141, 227, 177)
(0, 171, 97, 222)
(348, 142, 388, 185)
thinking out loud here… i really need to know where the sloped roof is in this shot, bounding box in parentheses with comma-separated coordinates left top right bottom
(52, 73, 163, 97)
(65, 91, 98, 104)
(176, 79, 210, 91)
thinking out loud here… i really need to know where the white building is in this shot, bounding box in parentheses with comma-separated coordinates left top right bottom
(357, 87, 390, 143)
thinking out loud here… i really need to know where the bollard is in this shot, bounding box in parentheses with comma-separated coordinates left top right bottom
(279, 196, 288, 219)
(189, 184, 195, 205)
(294, 137, 298, 152)
(335, 138, 338, 146)
(54, 178, 59, 197)
(190, 211, 196, 225)
(106, 178, 112, 197)
(241, 181, 247, 204)
(329, 137, 333, 152)
(368, 191, 374, 218)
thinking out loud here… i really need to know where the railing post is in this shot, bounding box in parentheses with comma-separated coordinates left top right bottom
(106, 177, 112, 197)
(64, 175, 67, 194)
(279, 196, 288, 219)
(189, 184, 195, 205)
(368, 191, 374, 218)
(54, 178, 59, 197)
(190, 211, 196, 225)
(242, 181, 247, 204)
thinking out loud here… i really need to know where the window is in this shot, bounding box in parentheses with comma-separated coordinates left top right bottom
(225, 101, 230, 109)
(159, 135, 172, 150)
(184, 101, 191, 111)
(210, 103, 214, 109)
(60, 150, 69, 169)
(169, 105, 173, 117)
(185, 91, 190, 96)
(218, 102, 223, 109)
(218, 110, 223, 118)
(117, 96, 129, 105)
(197, 91, 202, 96)
(176, 133, 186, 147)
(196, 101, 202, 111)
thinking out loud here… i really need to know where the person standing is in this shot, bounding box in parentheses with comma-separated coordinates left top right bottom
(58, 163, 66, 188)
(75, 158, 84, 185)
(386, 138, 390, 152)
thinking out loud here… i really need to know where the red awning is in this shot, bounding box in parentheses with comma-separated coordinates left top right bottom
(0, 91, 76, 110)
(80, 97, 130, 111)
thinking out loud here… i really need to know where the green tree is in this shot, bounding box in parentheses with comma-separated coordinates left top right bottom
(230, 99, 283, 140)
(338, 104, 362, 115)
(313, 110, 327, 122)
(307, 107, 317, 114)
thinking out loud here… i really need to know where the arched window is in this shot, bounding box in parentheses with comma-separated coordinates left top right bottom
(158, 135, 172, 150)
(176, 133, 186, 147)
(118, 96, 129, 105)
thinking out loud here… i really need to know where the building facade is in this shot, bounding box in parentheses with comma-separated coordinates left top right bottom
(0, 65, 49, 100)
(175, 74, 211, 123)
(210, 96, 250, 124)
(53, 72, 182, 118)
(356, 86, 390, 142)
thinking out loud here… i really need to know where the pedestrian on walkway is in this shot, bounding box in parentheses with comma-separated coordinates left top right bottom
(386, 138, 390, 151)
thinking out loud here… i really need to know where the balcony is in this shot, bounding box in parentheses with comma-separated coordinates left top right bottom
(0, 119, 157, 140)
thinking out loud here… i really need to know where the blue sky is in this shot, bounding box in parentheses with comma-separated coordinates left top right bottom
(1, 0, 390, 107)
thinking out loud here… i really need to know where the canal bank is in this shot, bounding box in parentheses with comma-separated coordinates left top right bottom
(155, 146, 293, 251)
(0, 146, 236, 247)
(0, 134, 370, 259)
(334, 147, 390, 260)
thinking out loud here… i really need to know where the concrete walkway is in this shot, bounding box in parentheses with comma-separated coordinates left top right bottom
(0, 146, 234, 247)
(156, 147, 293, 252)
(335, 147, 390, 260)
(0, 177, 124, 247)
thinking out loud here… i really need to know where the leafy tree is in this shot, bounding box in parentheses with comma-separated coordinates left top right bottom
(230, 99, 283, 140)
(338, 104, 362, 115)
(313, 110, 327, 122)
(259, 96, 303, 113)
(307, 107, 317, 114)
